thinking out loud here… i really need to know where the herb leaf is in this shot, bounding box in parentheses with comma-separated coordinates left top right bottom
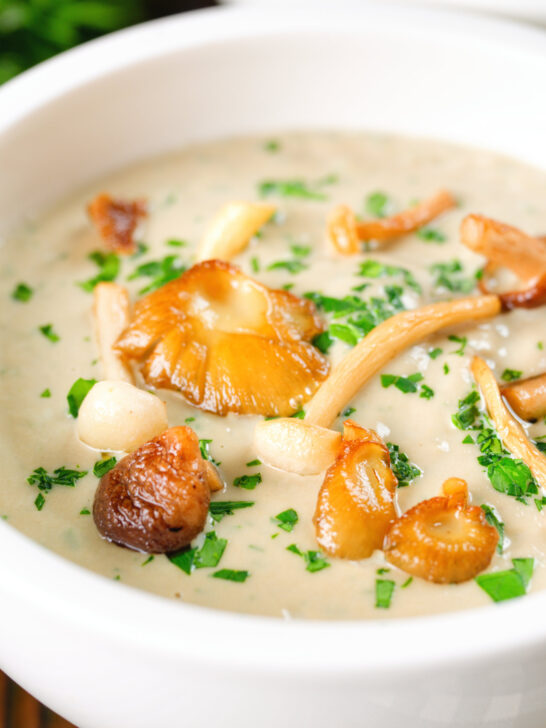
(128, 254, 186, 294)
(28, 465, 87, 508)
(209, 501, 254, 522)
(274, 508, 299, 532)
(38, 323, 60, 343)
(259, 179, 327, 201)
(93, 457, 117, 478)
(476, 558, 534, 602)
(193, 531, 227, 568)
(375, 579, 395, 608)
(79, 251, 120, 292)
(12, 282, 33, 302)
(212, 569, 249, 582)
(416, 227, 446, 243)
(480, 504, 504, 553)
(387, 442, 422, 488)
(365, 191, 389, 218)
(233, 474, 262, 490)
(358, 260, 421, 294)
(429, 259, 475, 293)
(67, 377, 97, 417)
(287, 543, 329, 572)
(501, 368, 522, 382)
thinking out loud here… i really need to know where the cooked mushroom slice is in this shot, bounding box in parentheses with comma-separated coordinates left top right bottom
(116, 259, 329, 417)
(77, 380, 168, 452)
(314, 422, 397, 559)
(88, 193, 147, 255)
(460, 215, 546, 310)
(254, 295, 500, 473)
(93, 282, 134, 382)
(203, 460, 224, 493)
(471, 357, 546, 487)
(502, 373, 546, 423)
(384, 479, 498, 583)
(195, 201, 276, 262)
(93, 426, 210, 553)
(328, 189, 455, 253)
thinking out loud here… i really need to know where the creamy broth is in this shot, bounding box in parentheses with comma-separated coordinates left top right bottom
(1, 132, 545, 619)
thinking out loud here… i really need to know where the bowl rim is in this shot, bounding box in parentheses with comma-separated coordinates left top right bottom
(1, 3, 546, 674)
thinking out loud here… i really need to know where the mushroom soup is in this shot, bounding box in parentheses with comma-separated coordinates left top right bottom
(1, 131, 545, 619)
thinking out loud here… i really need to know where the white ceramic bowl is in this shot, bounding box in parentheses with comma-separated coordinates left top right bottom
(1, 6, 545, 727)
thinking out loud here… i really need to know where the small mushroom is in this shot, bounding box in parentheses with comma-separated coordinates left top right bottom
(93, 282, 134, 383)
(93, 426, 210, 553)
(254, 295, 501, 474)
(501, 372, 546, 423)
(471, 356, 546, 487)
(328, 189, 456, 253)
(460, 214, 546, 310)
(77, 380, 168, 452)
(195, 201, 276, 262)
(88, 193, 147, 255)
(384, 479, 498, 583)
(313, 422, 397, 559)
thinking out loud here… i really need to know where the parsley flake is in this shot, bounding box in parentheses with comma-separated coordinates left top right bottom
(79, 251, 120, 292)
(233, 474, 262, 490)
(93, 457, 117, 478)
(476, 558, 534, 602)
(38, 323, 60, 343)
(501, 368, 522, 382)
(67, 378, 97, 417)
(274, 508, 298, 532)
(387, 442, 422, 488)
(212, 569, 249, 582)
(375, 579, 395, 608)
(12, 282, 33, 302)
(209, 501, 254, 522)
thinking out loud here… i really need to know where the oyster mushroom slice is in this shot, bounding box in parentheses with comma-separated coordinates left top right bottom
(384, 479, 498, 583)
(314, 422, 397, 559)
(93, 426, 211, 553)
(88, 193, 147, 255)
(115, 259, 329, 417)
(195, 201, 276, 262)
(471, 357, 546, 487)
(254, 295, 500, 474)
(460, 215, 546, 309)
(501, 372, 546, 423)
(328, 189, 455, 253)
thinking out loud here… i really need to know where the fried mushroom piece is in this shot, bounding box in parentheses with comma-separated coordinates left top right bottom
(384, 479, 498, 583)
(116, 259, 329, 417)
(93, 426, 210, 553)
(314, 421, 397, 559)
(501, 372, 546, 423)
(88, 193, 147, 255)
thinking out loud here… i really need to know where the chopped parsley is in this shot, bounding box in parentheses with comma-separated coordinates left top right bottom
(480, 504, 504, 553)
(448, 334, 468, 356)
(312, 330, 334, 354)
(375, 579, 395, 608)
(209, 500, 254, 522)
(443, 363, 450, 375)
(246, 459, 262, 467)
(264, 139, 280, 153)
(420, 384, 435, 400)
(166, 239, 187, 248)
(401, 576, 413, 588)
(267, 259, 307, 275)
(141, 555, 154, 566)
(387, 442, 422, 488)
(429, 259, 475, 294)
(381, 372, 423, 394)
(476, 558, 534, 602)
(79, 251, 120, 292)
(93, 457, 117, 478)
(233, 473, 262, 490)
(274, 508, 298, 532)
(535, 496, 546, 511)
(38, 323, 60, 343)
(365, 191, 389, 218)
(212, 569, 249, 582)
(287, 544, 330, 572)
(342, 406, 356, 417)
(11, 282, 33, 302)
(488, 457, 537, 501)
(501, 368, 522, 382)
(258, 179, 327, 201)
(428, 347, 443, 359)
(169, 531, 227, 574)
(290, 408, 305, 419)
(358, 260, 421, 294)
(67, 377, 97, 417)
(250, 256, 260, 273)
(40, 388, 51, 398)
(416, 227, 446, 243)
(79, 507, 91, 515)
(131, 242, 149, 258)
(128, 254, 186, 294)
(452, 390, 481, 430)
(198, 439, 221, 466)
(28, 465, 87, 509)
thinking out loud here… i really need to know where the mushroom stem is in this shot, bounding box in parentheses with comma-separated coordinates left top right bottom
(501, 373, 546, 422)
(93, 282, 134, 383)
(471, 356, 546, 488)
(305, 295, 501, 429)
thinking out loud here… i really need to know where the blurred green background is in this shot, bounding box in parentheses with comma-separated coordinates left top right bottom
(0, 0, 216, 84)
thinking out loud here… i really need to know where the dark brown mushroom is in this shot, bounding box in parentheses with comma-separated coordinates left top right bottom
(93, 426, 210, 553)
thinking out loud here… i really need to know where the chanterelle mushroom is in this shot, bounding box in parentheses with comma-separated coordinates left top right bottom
(314, 421, 397, 559)
(384, 478, 498, 583)
(115, 259, 329, 417)
(93, 426, 211, 553)
(88, 193, 147, 255)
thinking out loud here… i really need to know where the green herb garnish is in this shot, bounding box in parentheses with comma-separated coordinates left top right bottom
(246, 459, 262, 467)
(259, 179, 327, 201)
(375, 579, 395, 608)
(476, 558, 534, 602)
(287, 544, 329, 572)
(358, 260, 421, 294)
(128, 254, 186, 294)
(40, 388, 51, 398)
(209, 501, 254, 522)
(480, 504, 504, 553)
(428, 347, 443, 359)
(501, 368, 522, 382)
(365, 191, 389, 218)
(12, 282, 33, 302)
(233, 474, 262, 490)
(429, 259, 475, 293)
(93, 457, 117, 478)
(381, 372, 424, 394)
(38, 323, 60, 343)
(387, 442, 422, 488)
(198, 439, 220, 466)
(274, 508, 298, 532)
(416, 227, 446, 243)
(79, 507, 91, 515)
(67, 377, 97, 417)
(28, 465, 87, 509)
(448, 334, 467, 356)
(212, 569, 249, 582)
(79, 251, 120, 292)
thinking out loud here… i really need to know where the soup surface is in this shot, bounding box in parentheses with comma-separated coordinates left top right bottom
(1, 132, 545, 619)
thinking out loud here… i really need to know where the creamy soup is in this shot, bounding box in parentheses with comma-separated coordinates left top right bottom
(1, 132, 545, 620)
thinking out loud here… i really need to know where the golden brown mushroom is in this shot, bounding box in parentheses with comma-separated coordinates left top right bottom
(93, 426, 211, 553)
(384, 479, 498, 583)
(314, 421, 397, 559)
(502, 373, 546, 423)
(88, 193, 147, 255)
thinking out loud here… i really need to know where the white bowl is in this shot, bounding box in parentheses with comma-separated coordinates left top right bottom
(1, 6, 545, 727)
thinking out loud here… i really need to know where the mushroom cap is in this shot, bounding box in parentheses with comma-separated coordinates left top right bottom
(116, 259, 329, 416)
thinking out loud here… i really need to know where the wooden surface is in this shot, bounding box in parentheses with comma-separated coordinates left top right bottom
(0, 672, 75, 728)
